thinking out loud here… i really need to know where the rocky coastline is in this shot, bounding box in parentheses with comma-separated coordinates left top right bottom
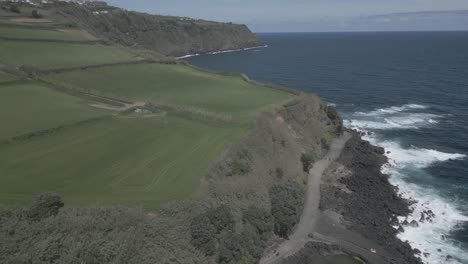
(310, 131, 422, 264)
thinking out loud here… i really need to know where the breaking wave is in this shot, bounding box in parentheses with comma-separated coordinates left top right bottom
(345, 104, 441, 130)
(345, 104, 468, 264)
(176, 45, 268, 59)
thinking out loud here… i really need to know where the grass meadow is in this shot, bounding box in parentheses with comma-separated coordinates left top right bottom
(0, 115, 239, 207)
(0, 82, 108, 140)
(0, 40, 137, 69)
(0, 20, 292, 207)
(48, 63, 292, 123)
(0, 24, 92, 41)
(0, 70, 17, 82)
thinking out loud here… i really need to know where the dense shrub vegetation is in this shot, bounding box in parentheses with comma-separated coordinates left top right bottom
(270, 182, 305, 238)
(27, 193, 64, 221)
(191, 205, 276, 263)
(226, 149, 252, 176)
(9, 5, 20, 13)
(326, 106, 339, 121)
(301, 153, 314, 172)
(190, 205, 235, 256)
(218, 226, 264, 264)
(32, 10, 43, 19)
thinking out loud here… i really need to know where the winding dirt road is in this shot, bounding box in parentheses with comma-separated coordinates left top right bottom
(260, 132, 351, 264)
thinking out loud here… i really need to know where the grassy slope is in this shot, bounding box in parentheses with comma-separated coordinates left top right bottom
(0, 11, 292, 207)
(47, 63, 290, 123)
(0, 41, 136, 69)
(0, 82, 108, 141)
(0, 70, 17, 82)
(0, 24, 90, 41)
(0, 115, 239, 207)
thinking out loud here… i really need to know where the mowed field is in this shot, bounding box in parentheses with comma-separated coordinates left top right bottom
(0, 40, 137, 70)
(0, 70, 17, 82)
(0, 24, 93, 41)
(0, 14, 292, 207)
(0, 82, 108, 141)
(0, 115, 239, 206)
(47, 63, 291, 123)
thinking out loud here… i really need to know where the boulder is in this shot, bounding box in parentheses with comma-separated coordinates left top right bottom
(409, 220, 419, 228)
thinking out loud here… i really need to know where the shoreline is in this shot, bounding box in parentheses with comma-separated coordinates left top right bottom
(175, 45, 269, 59)
(314, 129, 423, 264)
(344, 104, 468, 264)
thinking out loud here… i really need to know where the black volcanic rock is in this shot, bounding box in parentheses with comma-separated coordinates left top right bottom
(320, 130, 422, 264)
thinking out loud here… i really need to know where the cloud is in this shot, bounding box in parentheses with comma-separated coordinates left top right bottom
(105, 0, 468, 32)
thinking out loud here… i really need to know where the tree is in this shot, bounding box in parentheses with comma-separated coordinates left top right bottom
(321, 137, 330, 150)
(9, 5, 21, 14)
(190, 205, 234, 256)
(269, 182, 304, 238)
(300, 153, 314, 172)
(32, 10, 43, 19)
(218, 227, 261, 264)
(27, 192, 64, 221)
(190, 215, 217, 256)
(326, 106, 339, 120)
(208, 205, 234, 233)
(243, 206, 273, 235)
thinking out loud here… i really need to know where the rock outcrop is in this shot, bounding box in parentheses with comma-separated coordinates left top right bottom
(320, 130, 423, 264)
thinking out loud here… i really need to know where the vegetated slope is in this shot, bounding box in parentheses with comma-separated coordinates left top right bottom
(0, 94, 343, 264)
(0, 40, 138, 70)
(0, 23, 93, 41)
(0, 69, 17, 82)
(0, 115, 240, 206)
(0, 5, 291, 207)
(0, 3, 347, 264)
(50, 1, 262, 56)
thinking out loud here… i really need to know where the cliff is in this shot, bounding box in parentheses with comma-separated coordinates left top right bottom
(55, 2, 262, 56)
(0, 94, 341, 263)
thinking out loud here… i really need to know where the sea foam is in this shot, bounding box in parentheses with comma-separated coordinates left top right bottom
(345, 103, 441, 130)
(345, 104, 468, 264)
(176, 45, 268, 59)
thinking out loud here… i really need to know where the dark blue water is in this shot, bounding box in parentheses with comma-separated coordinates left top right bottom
(185, 32, 468, 264)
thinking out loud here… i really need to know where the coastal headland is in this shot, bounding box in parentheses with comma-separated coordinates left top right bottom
(0, 1, 423, 263)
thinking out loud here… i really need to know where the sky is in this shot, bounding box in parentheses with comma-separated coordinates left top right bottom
(105, 0, 468, 32)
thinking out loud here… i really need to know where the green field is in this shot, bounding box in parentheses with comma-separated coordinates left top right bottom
(47, 63, 292, 122)
(0, 115, 239, 206)
(0, 17, 292, 207)
(0, 40, 136, 69)
(0, 82, 108, 140)
(0, 70, 17, 82)
(0, 24, 92, 41)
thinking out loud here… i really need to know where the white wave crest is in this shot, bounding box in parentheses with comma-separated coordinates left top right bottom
(344, 103, 468, 263)
(355, 103, 429, 116)
(345, 113, 441, 130)
(378, 140, 466, 169)
(176, 45, 268, 59)
(388, 167, 468, 264)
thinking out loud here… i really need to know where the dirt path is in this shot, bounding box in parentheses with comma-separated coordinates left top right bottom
(260, 132, 351, 264)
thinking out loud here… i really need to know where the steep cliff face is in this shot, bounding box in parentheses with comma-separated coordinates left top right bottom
(57, 3, 262, 56)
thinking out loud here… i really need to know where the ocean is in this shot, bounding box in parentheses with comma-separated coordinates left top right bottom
(184, 31, 468, 264)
